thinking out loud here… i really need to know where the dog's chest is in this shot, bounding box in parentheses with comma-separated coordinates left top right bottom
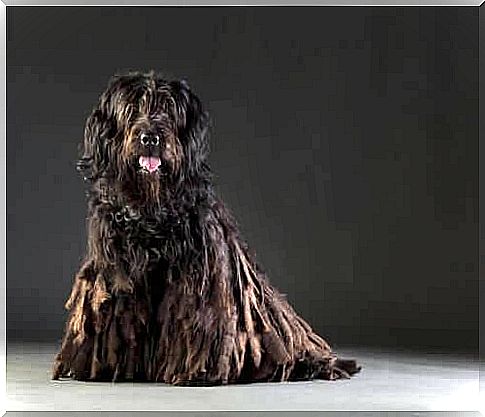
(112, 205, 200, 261)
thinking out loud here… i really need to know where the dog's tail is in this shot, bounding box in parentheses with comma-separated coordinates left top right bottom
(287, 352, 361, 381)
(327, 356, 362, 380)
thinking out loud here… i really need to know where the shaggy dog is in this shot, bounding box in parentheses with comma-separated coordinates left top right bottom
(52, 71, 361, 385)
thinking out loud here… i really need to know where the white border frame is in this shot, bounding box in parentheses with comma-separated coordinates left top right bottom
(1, 3, 482, 416)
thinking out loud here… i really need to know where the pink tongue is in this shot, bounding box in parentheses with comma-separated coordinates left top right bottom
(139, 156, 161, 173)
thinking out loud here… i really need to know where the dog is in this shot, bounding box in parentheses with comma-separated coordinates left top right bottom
(52, 71, 361, 385)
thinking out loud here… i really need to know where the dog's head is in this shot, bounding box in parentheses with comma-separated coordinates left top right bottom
(78, 71, 209, 203)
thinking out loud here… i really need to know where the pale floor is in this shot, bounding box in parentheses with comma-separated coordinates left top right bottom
(5, 342, 483, 412)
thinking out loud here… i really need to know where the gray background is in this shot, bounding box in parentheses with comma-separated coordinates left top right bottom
(7, 6, 479, 350)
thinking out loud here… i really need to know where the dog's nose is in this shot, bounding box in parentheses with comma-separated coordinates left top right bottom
(140, 133, 160, 147)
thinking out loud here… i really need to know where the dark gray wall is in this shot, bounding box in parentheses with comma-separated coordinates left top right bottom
(7, 6, 478, 350)
(480, 2, 484, 368)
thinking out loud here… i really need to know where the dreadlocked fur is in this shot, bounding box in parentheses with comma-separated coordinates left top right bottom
(52, 71, 362, 385)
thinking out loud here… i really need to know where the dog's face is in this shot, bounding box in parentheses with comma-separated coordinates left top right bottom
(78, 72, 209, 203)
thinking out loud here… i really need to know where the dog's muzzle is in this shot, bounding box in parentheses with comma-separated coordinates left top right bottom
(138, 133, 162, 173)
(139, 156, 161, 173)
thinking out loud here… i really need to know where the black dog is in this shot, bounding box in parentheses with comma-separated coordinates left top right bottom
(52, 71, 361, 385)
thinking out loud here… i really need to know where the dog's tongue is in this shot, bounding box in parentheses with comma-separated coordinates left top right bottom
(139, 156, 161, 173)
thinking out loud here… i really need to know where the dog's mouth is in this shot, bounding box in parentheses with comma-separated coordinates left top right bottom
(138, 156, 161, 174)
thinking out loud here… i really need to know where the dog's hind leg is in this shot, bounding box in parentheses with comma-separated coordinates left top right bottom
(212, 200, 361, 384)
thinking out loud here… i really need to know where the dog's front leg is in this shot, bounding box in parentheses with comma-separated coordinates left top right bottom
(52, 257, 100, 381)
(52, 205, 139, 382)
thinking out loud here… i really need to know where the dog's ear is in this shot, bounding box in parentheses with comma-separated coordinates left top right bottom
(169, 80, 210, 166)
(77, 106, 117, 181)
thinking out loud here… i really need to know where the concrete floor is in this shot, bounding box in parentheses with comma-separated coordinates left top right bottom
(5, 342, 482, 412)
